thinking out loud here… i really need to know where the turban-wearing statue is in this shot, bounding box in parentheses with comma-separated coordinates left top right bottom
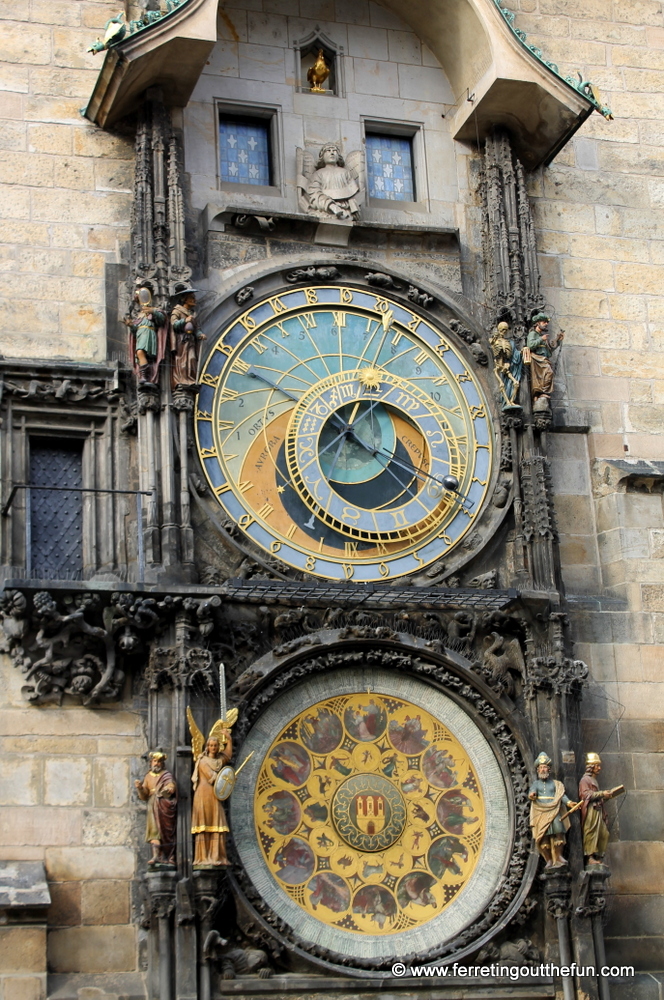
(525, 312, 564, 403)
(134, 750, 177, 866)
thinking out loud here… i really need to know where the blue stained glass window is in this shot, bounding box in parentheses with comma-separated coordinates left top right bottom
(219, 117, 271, 186)
(366, 134, 415, 202)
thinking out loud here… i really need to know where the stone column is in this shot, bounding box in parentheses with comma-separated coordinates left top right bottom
(145, 869, 177, 1000)
(194, 871, 226, 1000)
(543, 868, 575, 1000)
(0, 861, 50, 1000)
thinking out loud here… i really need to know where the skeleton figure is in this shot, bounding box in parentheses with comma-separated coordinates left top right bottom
(296, 143, 365, 220)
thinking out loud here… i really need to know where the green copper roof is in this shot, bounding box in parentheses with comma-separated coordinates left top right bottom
(493, 0, 613, 120)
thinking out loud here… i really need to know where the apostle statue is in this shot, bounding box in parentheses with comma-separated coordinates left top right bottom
(525, 312, 563, 404)
(124, 281, 168, 386)
(297, 143, 364, 220)
(578, 752, 624, 868)
(169, 283, 206, 390)
(134, 750, 178, 866)
(489, 320, 523, 410)
(187, 707, 239, 868)
(529, 751, 577, 869)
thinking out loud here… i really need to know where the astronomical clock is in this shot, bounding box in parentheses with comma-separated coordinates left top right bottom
(195, 281, 494, 583)
(189, 265, 532, 973)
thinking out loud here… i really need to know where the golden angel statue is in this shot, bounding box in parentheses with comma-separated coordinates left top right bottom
(296, 143, 365, 220)
(187, 706, 238, 868)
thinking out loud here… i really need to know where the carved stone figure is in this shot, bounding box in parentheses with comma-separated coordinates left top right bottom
(187, 707, 239, 868)
(525, 312, 563, 403)
(529, 751, 576, 868)
(481, 631, 524, 696)
(135, 750, 178, 866)
(579, 752, 624, 868)
(124, 282, 168, 386)
(490, 320, 523, 410)
(203, 930, 272, 980)
(297, 143, 364, 220)
(170, 284, 206, 389)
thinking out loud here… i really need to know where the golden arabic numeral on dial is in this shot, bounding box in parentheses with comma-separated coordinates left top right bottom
(343, 564, 355, 580)
(407, 314, 421, 333)
(379, 562, 390, 578)
(340, 287, 353, 304)
(200, 447, 217, 459)
(270, 541, 282, 553)
(238, 514, 254, 529)
(268, 296, 287, 315)
(304, 288, 318, 305)
(238, 315, 257, 333)
(201, 373, 219, 387)
(305, 556, 316, 571)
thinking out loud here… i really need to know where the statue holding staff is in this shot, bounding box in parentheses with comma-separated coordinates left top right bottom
(528, 751, 577, 869)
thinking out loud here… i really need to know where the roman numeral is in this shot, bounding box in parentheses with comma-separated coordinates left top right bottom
(298, 312, 317, 330)
(414, 349, 428, 365)
(220, 387, 239, 401)
(238, 480, 253, 494)
(257, 502, 274, 519)
(231, 358, 250, 374)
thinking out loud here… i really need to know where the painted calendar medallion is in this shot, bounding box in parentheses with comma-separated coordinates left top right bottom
(231, 668, 515, 960)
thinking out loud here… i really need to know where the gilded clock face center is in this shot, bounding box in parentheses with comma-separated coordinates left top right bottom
(332, 773, 407, 852)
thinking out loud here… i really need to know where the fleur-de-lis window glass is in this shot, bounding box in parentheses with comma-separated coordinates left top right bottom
(219, 117, 271, 186)
(366, 134, 415, 202)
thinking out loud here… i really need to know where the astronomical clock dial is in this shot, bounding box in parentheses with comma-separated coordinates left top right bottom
(195, 286, 493, 582)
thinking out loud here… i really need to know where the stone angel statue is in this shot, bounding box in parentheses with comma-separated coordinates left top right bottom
(296, 142, 365, 220)
(187, 706, 238, 868)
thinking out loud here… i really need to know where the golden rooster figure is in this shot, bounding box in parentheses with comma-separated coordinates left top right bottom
(187, 706, 238, 868)
(307, 49, 330, 92)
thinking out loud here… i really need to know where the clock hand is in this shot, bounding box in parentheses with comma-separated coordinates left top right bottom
(248, 368, 349, 435)
(326, 430, 349, 482)
(248, 368, 300, 402)
(344, 425, 447, 494)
